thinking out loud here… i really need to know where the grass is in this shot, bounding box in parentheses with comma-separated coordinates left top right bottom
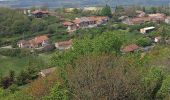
(0, 55, 28, 75)
(0, 53, 53, 76)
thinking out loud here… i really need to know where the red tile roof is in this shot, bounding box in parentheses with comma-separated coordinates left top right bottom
(73, 18, 81, 24)
(73, 16, 108, 24)
(63, 21, 73, 26)
(122, 44, 139, 53)
(29, 35, 49, 45)
(57, 40, 72, 46)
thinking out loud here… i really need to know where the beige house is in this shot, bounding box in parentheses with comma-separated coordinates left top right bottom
(140, 27, 155, 34)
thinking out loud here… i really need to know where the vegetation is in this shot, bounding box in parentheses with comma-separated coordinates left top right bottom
(1, 5, 170, 100)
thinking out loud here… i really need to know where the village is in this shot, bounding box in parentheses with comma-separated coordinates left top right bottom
(1, 4, 170, 99)
(5, 7, 169, 76)
(14, 7, 170, 55)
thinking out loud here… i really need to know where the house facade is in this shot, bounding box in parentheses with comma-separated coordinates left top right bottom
(17, 35, 49, 48)
(123, 13, 166, 25)
(31, 10, 49, 18)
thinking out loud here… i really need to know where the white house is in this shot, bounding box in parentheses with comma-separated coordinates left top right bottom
(140, 27, 155, 34)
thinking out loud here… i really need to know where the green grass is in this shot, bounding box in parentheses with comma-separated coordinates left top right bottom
(0, 55, 28, 75)
(0, 53, 53, 76)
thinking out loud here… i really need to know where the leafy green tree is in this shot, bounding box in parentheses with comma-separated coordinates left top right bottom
(11, 19, 30, 34)
(44, 83, 68, 100)
(30, 19, 47, 32)
(93, 32, 123, 54)
(101, 5, 112, 17)
(142, 67, 164, 99)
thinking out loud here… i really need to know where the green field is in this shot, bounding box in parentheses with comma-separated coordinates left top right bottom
(0, 52, 54, 76)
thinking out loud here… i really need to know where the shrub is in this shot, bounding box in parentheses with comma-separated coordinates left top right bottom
(137, 37, 152, 47)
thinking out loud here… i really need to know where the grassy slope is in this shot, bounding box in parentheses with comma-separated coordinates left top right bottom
(0, 53, 53, 76)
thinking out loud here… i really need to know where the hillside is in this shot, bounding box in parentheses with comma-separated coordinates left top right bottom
(0, 5, 170, 99)
(1, 0, 170, 8)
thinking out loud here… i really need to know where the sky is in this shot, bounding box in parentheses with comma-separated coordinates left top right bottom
(0, 0, 170, 8)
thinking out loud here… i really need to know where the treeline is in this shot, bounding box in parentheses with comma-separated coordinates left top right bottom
(0, 8, 64, 35)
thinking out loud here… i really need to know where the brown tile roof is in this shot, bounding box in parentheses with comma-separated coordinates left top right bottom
(63, 21, 73, 26)
(29, 35, 49, 45)
(57, 39, 72, 46)
(131, 17, 151, 24)
(122, 44, 139, 53)
(73, 16, 108, 24)
(73, 18, 82, 24)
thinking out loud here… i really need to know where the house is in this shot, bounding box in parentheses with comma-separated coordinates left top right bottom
(122, 44, 139, 53)
(64, 8, 79, 13)
(83, 7, 102, 12)
(136, 10, 146, 18)
(154, 36, 162, 43)
(39, 67, 56, 77)
(148, 13, 165, 22)
(29, 35, 49, 48)
(123, 12, 166, 25)
(63, 21, 77, 32)
(17, 35, 49, 48)
(140, 27, 155, 34)
(55, 39, 72, 50)
(64, 16, 109, 31)
(23, 9, 31, 16)
(17, 40, 30, 48)
(165, 16, 170, 24)
(31, 10, 49, 18)
(131, 17, 151, 24)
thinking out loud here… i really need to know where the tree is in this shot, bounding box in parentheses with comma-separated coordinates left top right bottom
(115, 5, 124, 13)
(73, 8, 79, 14)
(93, 32, 123, 54)
(125, 7, 137, 18)
(44, 83, 68, 100)
(101, 5, 112, 17)
(11, 19, 30, 34)
(0, 70, 15, 89)
(30, 19, 48, 32)
(65, 54, 143, 100)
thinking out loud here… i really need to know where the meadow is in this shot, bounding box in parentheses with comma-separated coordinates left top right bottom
(0, 52, 54, 76)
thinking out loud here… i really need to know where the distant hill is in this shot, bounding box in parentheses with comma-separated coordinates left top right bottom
(1, 0, 170, 8)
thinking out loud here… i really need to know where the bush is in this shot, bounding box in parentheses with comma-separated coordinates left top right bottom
(137, 37, 152, 47)
(0, 48, 32, 57)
